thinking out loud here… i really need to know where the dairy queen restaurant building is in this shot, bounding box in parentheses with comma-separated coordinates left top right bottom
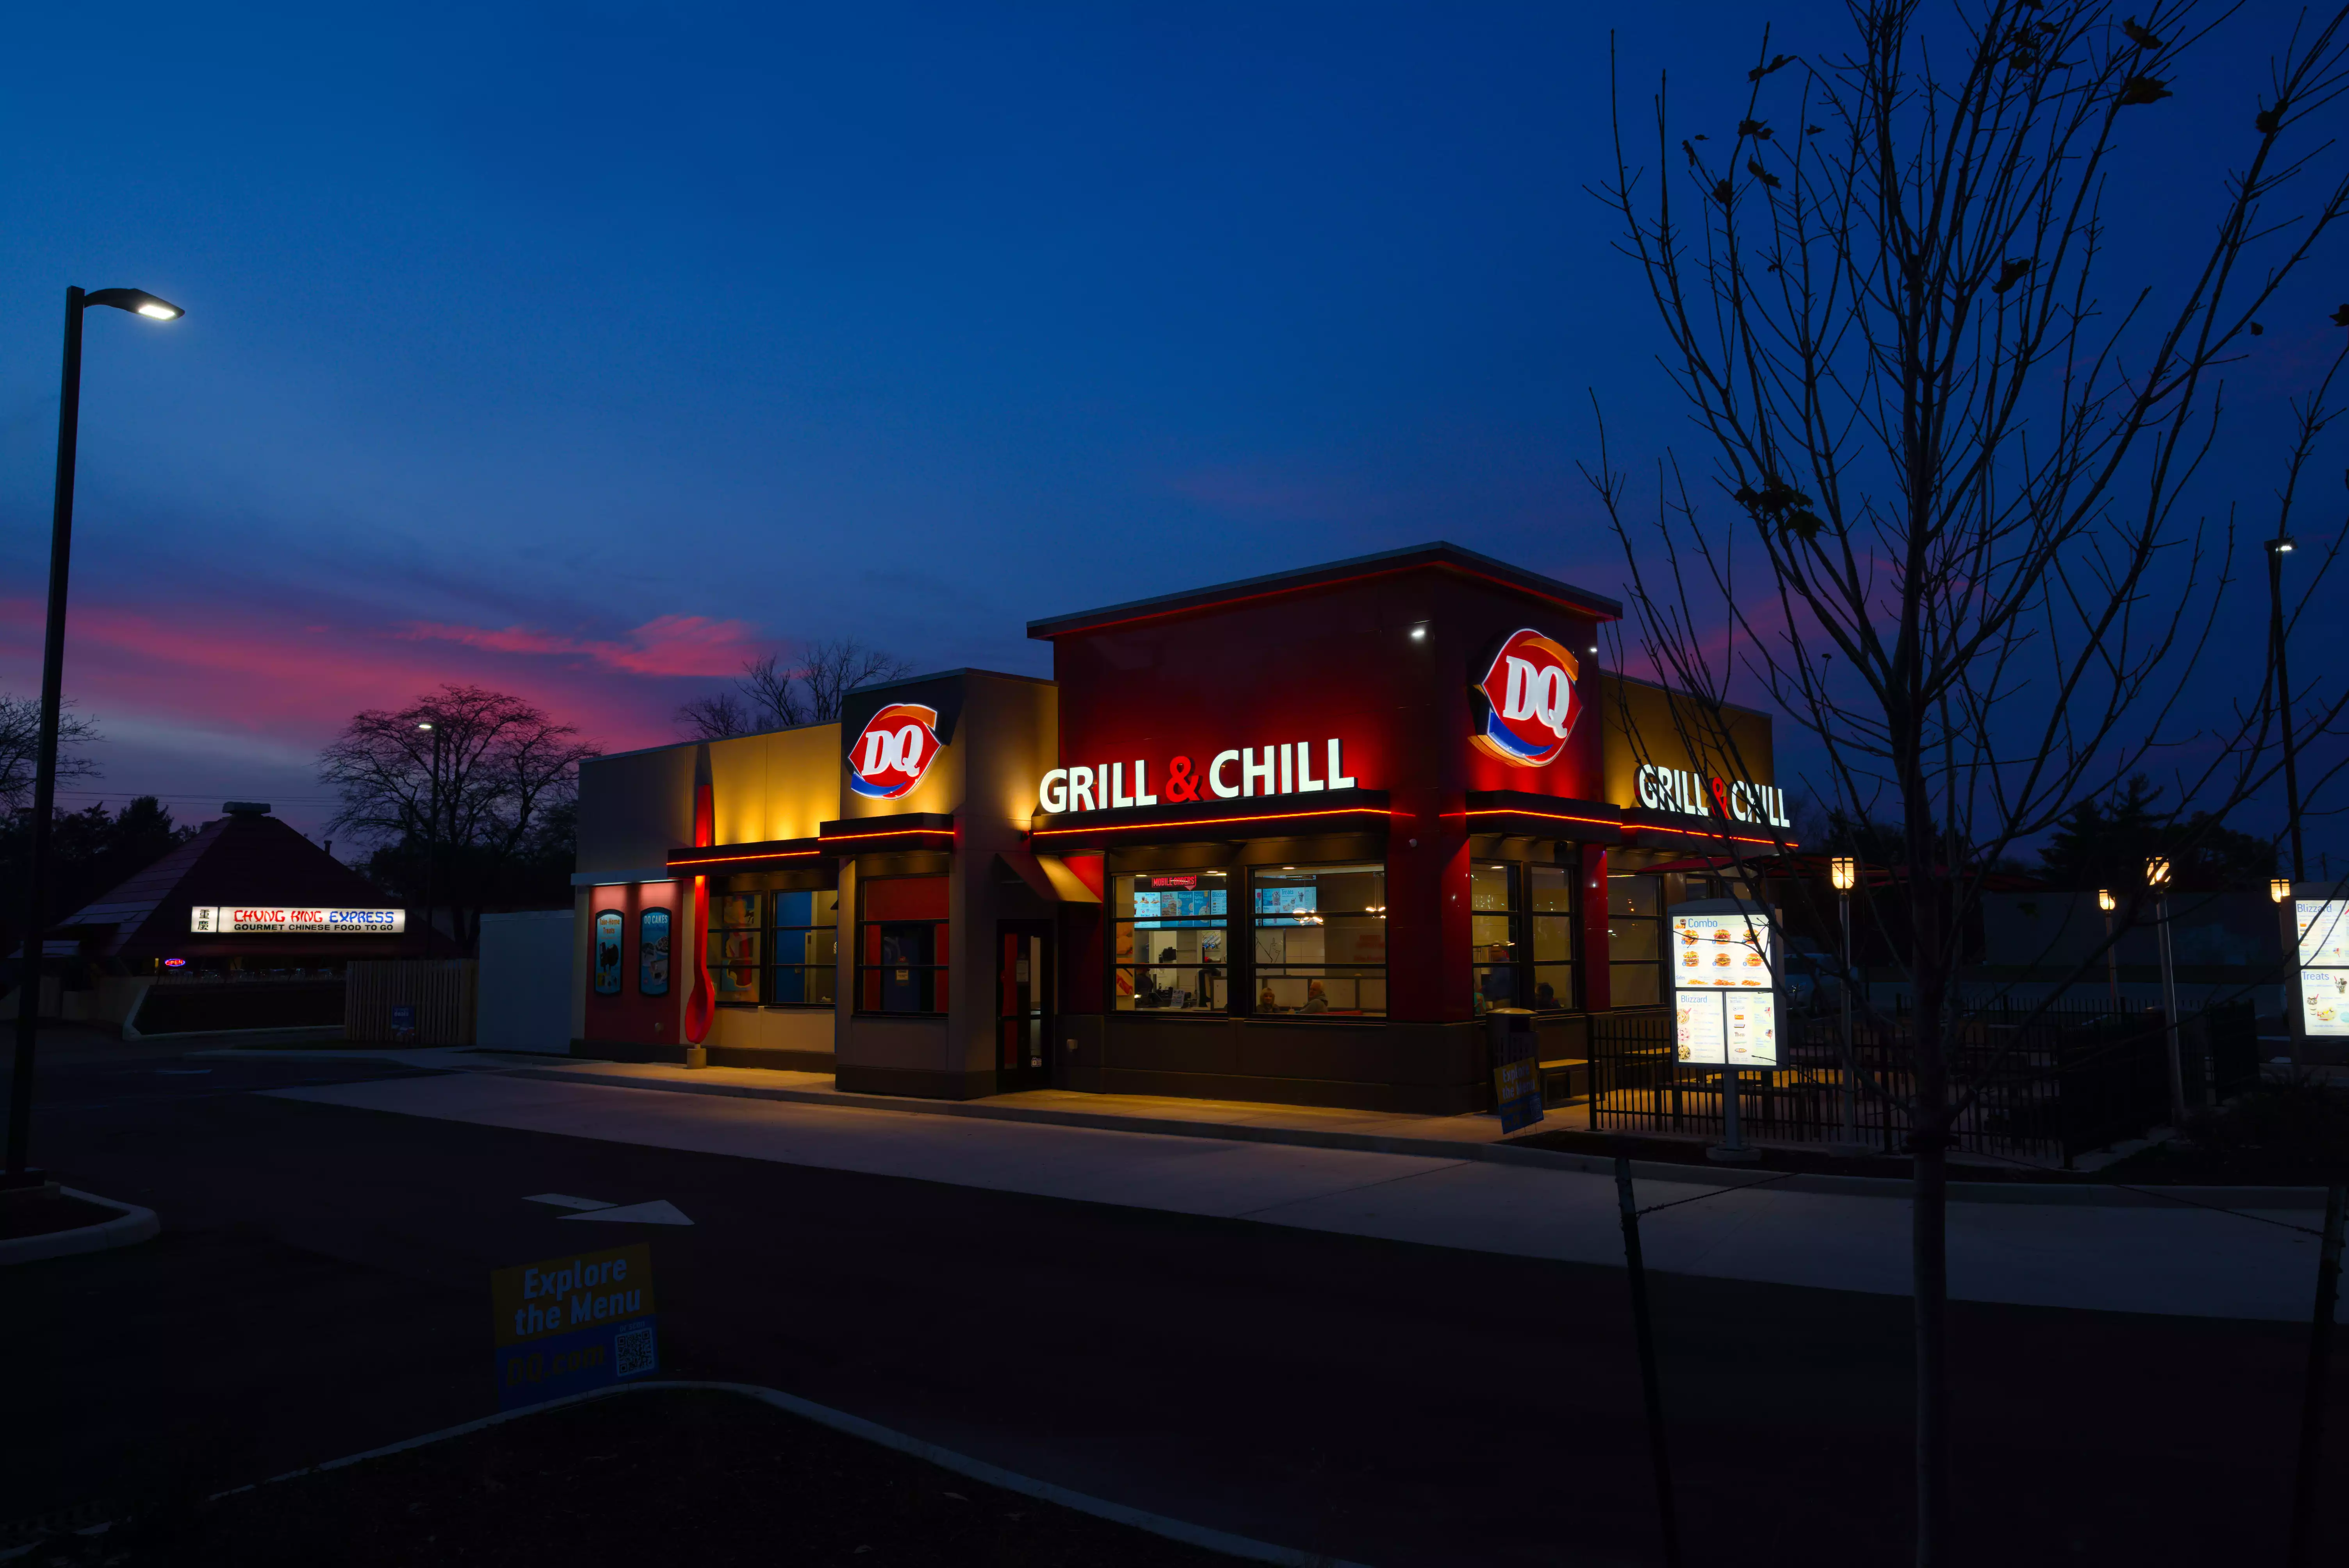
(570, 543, 1791, 1114)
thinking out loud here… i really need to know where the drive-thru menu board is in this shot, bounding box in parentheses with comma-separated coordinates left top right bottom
(1672, 902, 1782, 1067)
(2296, 900, 2349, 1037)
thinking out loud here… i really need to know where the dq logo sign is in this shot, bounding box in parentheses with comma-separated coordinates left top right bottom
(1471, 628, 1581, 768)
(848, 703, 942, 800)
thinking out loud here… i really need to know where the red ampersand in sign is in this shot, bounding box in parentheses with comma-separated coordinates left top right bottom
(1162, 755, 1199, 803)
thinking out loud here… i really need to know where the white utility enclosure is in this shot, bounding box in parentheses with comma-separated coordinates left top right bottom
(476, 909, 577, 1053)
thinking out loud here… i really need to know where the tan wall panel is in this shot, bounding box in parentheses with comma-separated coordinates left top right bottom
(708, 722, 843, 845)
(1599, 672, 1777, 808)
(576, 745, 697, 874)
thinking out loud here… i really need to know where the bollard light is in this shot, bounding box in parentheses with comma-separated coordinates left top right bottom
(1830, 855, 1856, 891)
(2098, 889, 2116, 912)
(2146, 857, 2172, 891)
(2272, 877, 2293, 904)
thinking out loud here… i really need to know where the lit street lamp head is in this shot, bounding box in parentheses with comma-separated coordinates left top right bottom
(2271, 877, 2293, 904)
(2146, 855, 2172, 891)
(2267, 535, 2297, 554)
(81, 288, 184, 321)
(2098, 889, 2116, 912)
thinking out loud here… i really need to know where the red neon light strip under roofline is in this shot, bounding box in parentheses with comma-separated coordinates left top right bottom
(667, 848, 825, 869)
(1462, 808, 1793, 849)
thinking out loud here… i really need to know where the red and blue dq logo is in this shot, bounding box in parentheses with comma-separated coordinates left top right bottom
(1471, 628, 1581, 768)
(848, 703, 942, 799)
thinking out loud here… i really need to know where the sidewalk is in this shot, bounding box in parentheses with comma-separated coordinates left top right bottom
(217, 1045, 2324, 1205)
(263, 1067, 2344, 1322)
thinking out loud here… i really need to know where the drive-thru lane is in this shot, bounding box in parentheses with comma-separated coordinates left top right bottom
(10, 1044, 2346, 1567)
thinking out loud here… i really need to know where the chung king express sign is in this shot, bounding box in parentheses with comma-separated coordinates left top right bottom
(189, 906, 407, 935)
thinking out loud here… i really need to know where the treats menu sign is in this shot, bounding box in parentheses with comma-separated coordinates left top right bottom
(2296, 900, 2349, 1037)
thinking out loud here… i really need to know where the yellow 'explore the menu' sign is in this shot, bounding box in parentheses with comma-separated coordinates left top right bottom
(490, 1243, 658, 1409)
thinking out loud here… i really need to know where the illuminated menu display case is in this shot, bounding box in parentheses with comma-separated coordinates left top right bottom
(2296, 900, 2349, 1037)
(1670, 899, 1782, 1068)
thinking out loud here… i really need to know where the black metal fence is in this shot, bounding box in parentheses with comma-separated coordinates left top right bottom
(1588, 999, 2259, 1167)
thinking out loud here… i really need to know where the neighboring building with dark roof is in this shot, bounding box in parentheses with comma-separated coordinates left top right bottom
(53, 803, 415, 976)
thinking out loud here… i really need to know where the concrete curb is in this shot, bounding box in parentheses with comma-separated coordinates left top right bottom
(193, 1046, 529, 1068)
(218, 1379, 1363, 1567)
(503, 1064, 2336, 1210)
(0, 1188, 159, 1266)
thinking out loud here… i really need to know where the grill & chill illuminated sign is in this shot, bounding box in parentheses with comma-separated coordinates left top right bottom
(1036, 738, 1358, 814)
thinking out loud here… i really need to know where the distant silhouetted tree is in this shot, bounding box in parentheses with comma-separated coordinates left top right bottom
(0, 693, 99, 813)
(676, 638, 913, 739)
(0, 796, 196, 967)
(2039, 775, 2278, 891)
(320, 685, 598, 953)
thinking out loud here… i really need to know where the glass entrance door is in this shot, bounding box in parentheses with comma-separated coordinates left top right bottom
(995, 922, 1052, 1091)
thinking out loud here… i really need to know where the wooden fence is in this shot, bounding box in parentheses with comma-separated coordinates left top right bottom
(346, 960, 478, 1046)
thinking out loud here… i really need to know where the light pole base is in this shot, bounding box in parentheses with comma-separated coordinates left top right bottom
(682, 1046, 708, 1071)
(1705, 1144, 1762, 1164)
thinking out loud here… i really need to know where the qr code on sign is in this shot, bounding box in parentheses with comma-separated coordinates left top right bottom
(614, 1324, 657, 1379)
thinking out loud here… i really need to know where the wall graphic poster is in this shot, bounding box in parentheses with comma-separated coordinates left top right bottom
(593, 911, 624, 996)
(2295, 900, 2349, 1037)
(638, 907, 671, 996)
(1670, 902, 1781, 1067)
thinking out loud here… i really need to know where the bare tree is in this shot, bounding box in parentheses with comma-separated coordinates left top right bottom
(674, 687, 761, 742)
(0, 695, 99, 813)
(320, 684, 599, 953)
(675, 639, 913, 739)
(800, 636, 913, 720)
(1591, 4, 2349, 1558)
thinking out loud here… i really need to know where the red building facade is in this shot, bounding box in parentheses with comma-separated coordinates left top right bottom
(571, 543, 1788, 1113)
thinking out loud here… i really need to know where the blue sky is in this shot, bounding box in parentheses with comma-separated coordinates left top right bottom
(0, 2, 2340, 857)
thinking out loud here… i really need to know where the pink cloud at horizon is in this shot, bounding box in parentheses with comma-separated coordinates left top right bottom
(395, 613, 762, 678)
(0, 597, 743, 765)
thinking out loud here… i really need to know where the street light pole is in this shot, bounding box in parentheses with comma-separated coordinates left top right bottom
(1831, 856, 1859, 1151)
(417, 722, 441, 962)
(2269, 536, 2305, 882)
(5, 286, 182, 1188)
(2098, 889, 2119, 1009)
(2150, 857, 2186, 1127)
(2275, 878, 2302, 1074)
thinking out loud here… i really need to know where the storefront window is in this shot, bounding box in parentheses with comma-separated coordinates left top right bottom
(1470, 862, 1518, 1013)
(709, 893, 763, 1005)
(771, 890, 839, 1006)
(1530, 864, 1574, 1010)
(1608, 874, 1662, 1007)
(859, 875, 949, 1014)
(1253, 864, 1385, 1016)
(1114, 870, 1231, 1011)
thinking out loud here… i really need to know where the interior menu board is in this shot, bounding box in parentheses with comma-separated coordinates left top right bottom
(1671, 904, 1781, 1067)
(2296, 900, 2349, 1036)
